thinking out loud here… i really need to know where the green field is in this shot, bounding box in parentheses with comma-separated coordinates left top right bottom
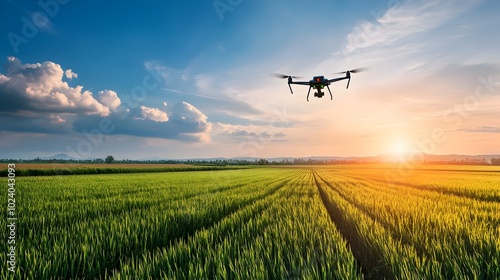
(2, 165, 499, 279)
(0, 163, 247, 176)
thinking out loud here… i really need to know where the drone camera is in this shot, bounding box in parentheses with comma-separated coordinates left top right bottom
(314, 91, 324, 98)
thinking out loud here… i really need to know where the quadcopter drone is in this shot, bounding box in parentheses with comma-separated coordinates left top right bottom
(273, 68, 366, 101)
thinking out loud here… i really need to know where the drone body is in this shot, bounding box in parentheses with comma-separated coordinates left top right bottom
(274, 68, 365, 101)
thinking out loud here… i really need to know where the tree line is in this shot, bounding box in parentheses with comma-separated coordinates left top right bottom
(1, 157, 500, 165)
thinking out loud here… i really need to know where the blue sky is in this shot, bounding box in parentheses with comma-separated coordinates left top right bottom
(1, 0, 499, 159)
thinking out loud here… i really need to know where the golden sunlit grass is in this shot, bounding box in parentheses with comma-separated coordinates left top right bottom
(314, 165, 500, 278)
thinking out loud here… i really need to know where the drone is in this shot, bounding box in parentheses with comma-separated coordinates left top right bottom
(273, 68, 366, 101)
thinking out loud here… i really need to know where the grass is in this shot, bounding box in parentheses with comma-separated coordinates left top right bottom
(0, 163, 249, 176)
(12, 163, 197, 169)
(1, 164, 499, 279)
(314, 165, 500, 279)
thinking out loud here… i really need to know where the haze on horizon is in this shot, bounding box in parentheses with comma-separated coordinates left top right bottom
(0, 0, 499, 160)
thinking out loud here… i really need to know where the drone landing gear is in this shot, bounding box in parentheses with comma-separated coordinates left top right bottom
(326, 85, 333, 100)
(307, 86, 333, 102)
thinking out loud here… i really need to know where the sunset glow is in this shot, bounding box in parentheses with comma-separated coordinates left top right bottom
(392, 142, 409, 156)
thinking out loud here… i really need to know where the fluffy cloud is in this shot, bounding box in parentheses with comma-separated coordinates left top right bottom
(64, 69, 78, 79)
(0, 57, 110, 117)
(99, 90, 121, 112)
(168, 102, 212, 142)
(140, 106, 168, 122)
(0, 57, 213, 143)
(73, 101, 212, 143)
(171, 102, 207, 122)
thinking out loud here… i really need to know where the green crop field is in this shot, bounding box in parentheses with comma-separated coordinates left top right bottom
(2, 165, 499, 279)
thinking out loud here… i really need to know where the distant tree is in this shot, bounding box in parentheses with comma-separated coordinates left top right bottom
(257, 158, 269, 165)
(105, 155, 115, 164)
(280, 159, 290, 165)
(491, 158, 500, 165)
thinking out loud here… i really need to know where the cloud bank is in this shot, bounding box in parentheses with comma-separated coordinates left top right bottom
(0, 57, 212, 142)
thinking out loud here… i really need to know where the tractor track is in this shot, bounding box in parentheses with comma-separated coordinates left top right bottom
(312, 170, 392, 280)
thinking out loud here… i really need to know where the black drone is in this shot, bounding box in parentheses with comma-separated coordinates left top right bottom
(273, 68, 366, 101)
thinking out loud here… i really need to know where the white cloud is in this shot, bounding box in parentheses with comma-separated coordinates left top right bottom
(99, 90, 121, 112)
(170, 102, 212, 142)
(140, 106, 169, 122)
(171, 101, 208, 122)
(64, 69, 78, 79)
(0, 57, 110, 116)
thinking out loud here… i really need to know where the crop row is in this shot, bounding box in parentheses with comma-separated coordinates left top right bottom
(3, 165, 497, 279)
(313, 167, 500, 279)
(345, 165, 500, 202)
(2, 168, 364, 279)
(111, 169, 362, 279)
(1, 169, 299, 279)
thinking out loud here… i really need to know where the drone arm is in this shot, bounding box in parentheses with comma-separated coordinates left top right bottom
(326, 85, 333, 100)
(327, 76, 349, 83)
(306, 86, 312, 102)
(327, 76, 352, 89)
(288, 83, 294, 94)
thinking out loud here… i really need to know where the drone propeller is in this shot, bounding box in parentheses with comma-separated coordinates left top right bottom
(271, 73, 302, 79)
(335, 67, 368, 74)
(333, 68, 367, 89)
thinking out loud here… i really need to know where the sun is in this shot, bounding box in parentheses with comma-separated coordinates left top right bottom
(392, 142, 408, 155)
